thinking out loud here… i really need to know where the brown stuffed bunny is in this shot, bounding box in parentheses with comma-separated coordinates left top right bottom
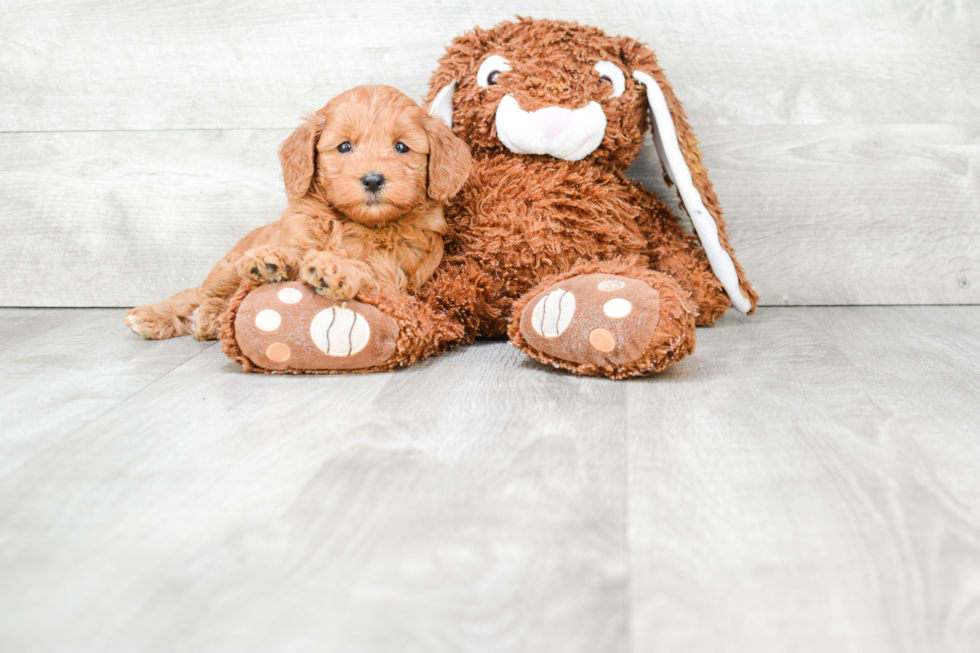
(222, 18, 757, 377)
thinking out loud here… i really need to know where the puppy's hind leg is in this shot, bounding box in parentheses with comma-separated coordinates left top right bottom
(125, 287, 202, 339)
(189, 258, 247, 340)
(126, 254, 250, 340)
(190, 296, 230, 340)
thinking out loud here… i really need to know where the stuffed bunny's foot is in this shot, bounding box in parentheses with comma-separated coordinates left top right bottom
(226, 281, 399, 372)
(511, 272, 697, 378)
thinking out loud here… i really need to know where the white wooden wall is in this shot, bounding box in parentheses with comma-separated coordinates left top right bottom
(1, 0, 977, 307)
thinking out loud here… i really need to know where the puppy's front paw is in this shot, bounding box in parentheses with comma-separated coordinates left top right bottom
(301, 251, 370, 301)
(238, 246, 296, 283)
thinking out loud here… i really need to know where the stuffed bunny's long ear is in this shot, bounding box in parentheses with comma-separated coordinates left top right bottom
(426, 81, 456, 128)
(632, 70, 757, 314)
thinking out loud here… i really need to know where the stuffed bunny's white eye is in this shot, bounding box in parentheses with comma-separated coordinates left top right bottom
(478, 55, 511, 88)
(594, 61, 626, 98)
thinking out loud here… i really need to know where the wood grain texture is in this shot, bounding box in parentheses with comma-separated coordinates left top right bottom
(0, 130, 288, 306)
(0, 308, 211, 478)
(813, 306, 980, 422)
(629, 125, 980, 306)
(0, 318, 627, 653)
(624, 307, 980, 652)
(1, 306, 979, 652)
(1, 0, 977, 130)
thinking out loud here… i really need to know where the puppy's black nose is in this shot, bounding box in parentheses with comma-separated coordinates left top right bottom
(360, 172, 386, 193)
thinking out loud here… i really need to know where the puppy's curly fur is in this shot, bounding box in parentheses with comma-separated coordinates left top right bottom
(125, 85, 471, 340)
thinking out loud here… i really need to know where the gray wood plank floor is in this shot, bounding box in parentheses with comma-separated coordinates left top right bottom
(1, 306, 978, 653)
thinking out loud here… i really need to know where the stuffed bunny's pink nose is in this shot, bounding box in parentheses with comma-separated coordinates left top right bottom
(532, 107, 572, 140)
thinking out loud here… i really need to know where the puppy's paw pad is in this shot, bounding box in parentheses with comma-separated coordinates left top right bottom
(239, 247, 294, 283)
(302, 257, 359, 300)
(231, 281, 398, 371)
(519, 274, 663, 366)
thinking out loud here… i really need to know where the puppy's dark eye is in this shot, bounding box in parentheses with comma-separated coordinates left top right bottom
(337, 141, 352, 153)
(487, 70, 501, 85)
(394, 142, 409, 154)
(599, 75, 612, 85)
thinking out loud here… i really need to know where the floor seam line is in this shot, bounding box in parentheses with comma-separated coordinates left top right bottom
(0, 341, 218, 483)
(805, 306, 892, 417)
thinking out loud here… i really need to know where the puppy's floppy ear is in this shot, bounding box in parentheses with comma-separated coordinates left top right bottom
(622, 39, 758, 315)
(423, 112, 472, 202)
(279, 109, 327, 201)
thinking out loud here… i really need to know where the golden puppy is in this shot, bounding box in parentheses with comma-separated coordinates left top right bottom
(125, 85, 472, 340)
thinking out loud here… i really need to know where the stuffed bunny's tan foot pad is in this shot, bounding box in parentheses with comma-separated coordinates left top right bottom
(519, 274, 662, 367)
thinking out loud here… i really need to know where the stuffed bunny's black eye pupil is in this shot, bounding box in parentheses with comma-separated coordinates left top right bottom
(488, 71, 500, 85)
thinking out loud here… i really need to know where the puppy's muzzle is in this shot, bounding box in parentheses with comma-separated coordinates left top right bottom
(360, 172, 386, 193)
